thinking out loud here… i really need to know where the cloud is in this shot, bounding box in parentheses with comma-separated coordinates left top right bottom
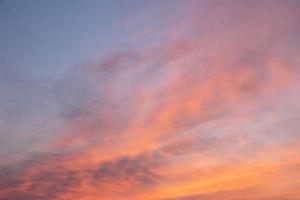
(1, 0, 300, 199)
(0, 150, 167, 200)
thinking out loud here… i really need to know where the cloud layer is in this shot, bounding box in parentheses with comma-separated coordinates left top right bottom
(1, 0, 300, 199)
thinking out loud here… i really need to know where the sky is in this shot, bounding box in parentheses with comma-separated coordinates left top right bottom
(0, 0, 300, 199)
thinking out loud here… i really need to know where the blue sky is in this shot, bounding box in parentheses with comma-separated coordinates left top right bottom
(0, 0, 175, 80)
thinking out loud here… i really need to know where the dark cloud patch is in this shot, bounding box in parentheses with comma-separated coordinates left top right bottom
(0, 166, 23, 191)
(95, 50, 142, 72)
(0, 150, 167, 199)
(28, 170, 80, 199)
(1, 192, 42, 200)
(91, 151, 166, 196)
(0, 153, 65, 191)
(0, 152, 81, 200)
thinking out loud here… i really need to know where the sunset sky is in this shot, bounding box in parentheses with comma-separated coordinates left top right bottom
(1, 0, 300, 199)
